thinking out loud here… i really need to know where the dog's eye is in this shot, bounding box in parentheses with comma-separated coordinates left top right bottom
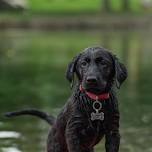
(101, 60, 107, 65)
(81, 61, 88, 67)
(99, 60, 109, 68)
(102, 61, 109, 68)
(96, 59, 107, 66)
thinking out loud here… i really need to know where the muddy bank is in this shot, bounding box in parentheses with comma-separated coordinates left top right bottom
(0, 14, 152, 30)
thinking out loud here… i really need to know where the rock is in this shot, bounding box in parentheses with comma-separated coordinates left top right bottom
(0, 0, 27, 11)
(141, 0, 152, 9)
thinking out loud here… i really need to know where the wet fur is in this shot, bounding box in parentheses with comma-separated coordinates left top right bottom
(5, 46, 127, 152)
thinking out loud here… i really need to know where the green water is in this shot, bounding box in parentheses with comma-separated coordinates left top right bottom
(0, 29, 152, 152)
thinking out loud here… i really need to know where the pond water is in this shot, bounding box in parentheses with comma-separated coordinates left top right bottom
(0, 29, 152, 152)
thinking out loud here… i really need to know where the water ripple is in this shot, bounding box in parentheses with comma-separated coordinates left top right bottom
(0, 131, 21, 139)
(2, 147, 22, 152)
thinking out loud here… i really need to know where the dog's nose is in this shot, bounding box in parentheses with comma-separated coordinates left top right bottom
(86, 76, 97, 83)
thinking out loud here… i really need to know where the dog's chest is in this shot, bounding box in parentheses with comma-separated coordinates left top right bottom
(78, 120, 105, 148)
(77, 100, 108, 147)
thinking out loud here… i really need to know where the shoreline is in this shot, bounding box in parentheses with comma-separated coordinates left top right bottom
(0, 14, 152, 30)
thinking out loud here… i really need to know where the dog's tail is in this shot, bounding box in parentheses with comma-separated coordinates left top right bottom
(5, 109, 55, 125)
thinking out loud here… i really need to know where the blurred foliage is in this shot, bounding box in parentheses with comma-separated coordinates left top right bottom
(0, 0, 151, 15)
(28, 0, 101, 14)
(28, 0, 151, 14)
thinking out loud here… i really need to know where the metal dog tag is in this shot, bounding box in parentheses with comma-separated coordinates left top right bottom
(91, 100, 104, 121)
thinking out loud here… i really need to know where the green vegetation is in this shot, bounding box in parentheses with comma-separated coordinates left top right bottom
(28, 0, 148, 14)
(0, 0, 151, 22)
(28, 0, 101, 14)
(0, 0, 150, 15)
(0, 1, 150, 25)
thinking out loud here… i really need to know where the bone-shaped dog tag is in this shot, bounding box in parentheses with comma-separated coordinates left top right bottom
(91, 110, 104, 121)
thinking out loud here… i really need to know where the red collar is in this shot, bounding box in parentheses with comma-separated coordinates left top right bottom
(80, 85, 109, 101)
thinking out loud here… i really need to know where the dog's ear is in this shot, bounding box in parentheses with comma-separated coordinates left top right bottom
(66, 54, 81, 87)
(109, 53, 128, 89)
(114, 58, 127, 88)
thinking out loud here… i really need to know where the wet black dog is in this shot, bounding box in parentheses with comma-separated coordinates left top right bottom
(6, 46, 127, 152)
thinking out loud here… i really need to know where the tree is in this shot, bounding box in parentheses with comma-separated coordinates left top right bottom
(103, 0, 111, 12)
(123, 0, 130, 12)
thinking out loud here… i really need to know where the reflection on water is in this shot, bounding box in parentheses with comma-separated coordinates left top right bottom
(0, 131, 21, 138)
(0, 29, 152, 152)
(2, 147, 21, 152)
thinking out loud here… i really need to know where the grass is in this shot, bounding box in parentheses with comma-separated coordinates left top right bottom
(0, 0, 151, 19)
(28, 0, 101, 14)
(0, 0, 151, 27)
(27, 0, 149, 14)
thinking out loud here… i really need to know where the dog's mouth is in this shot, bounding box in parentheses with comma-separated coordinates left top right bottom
(86, 87, 102, 94)
(82, 83, 106, 94)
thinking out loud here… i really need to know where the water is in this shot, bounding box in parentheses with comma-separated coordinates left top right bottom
(0, 29, 152, 152)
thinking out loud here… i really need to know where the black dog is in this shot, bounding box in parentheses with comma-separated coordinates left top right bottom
(6, 46, 127, 152)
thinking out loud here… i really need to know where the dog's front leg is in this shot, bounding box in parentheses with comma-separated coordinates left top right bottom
(104, 96, 121, 152)
(105, 107, 120, 152)
(105, 131, 120, 152)
(66, 119, 88, 152)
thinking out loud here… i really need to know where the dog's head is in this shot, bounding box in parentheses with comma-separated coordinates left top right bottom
(66, 47, 127, 94)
